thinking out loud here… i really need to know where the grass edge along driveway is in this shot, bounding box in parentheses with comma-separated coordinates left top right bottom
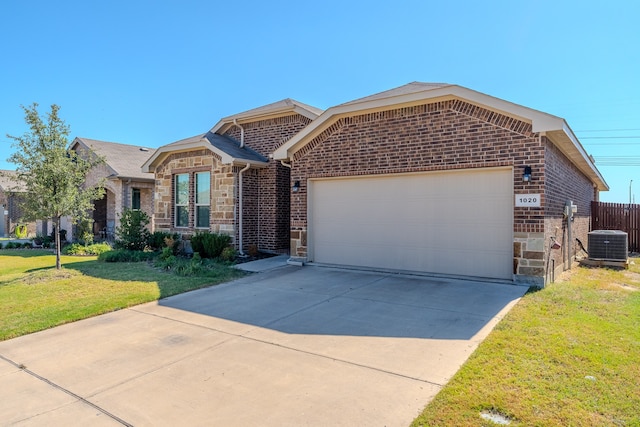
(412, 260, 640, 427)
(0, 249, 244, 341)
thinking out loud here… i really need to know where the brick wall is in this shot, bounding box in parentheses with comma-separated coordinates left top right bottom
(224, 114, 312, 252)
(543, 138, 596, 282)
(290, 100, 544, 266)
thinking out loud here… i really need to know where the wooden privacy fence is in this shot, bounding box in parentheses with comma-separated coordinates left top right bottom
(591, 201, 640, 253)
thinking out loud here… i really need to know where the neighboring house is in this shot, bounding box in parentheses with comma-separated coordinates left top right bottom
(68, 138, 156, 239)
(143, 82, 606, 286)
(0, 170, 37, 237)
(273, 82, 608, 286)
(142, 99, 322, 254)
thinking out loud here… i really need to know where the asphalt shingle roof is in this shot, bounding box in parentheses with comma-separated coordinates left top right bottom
(339, 82, 451, 105)
(0, 169, 26, 192)
(164, 132, 267, 163)
(74, 138, 156, 180)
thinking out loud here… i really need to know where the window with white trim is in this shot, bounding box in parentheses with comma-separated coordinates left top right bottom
(175, 174, 189, 227)
(195, 172, 210, 228)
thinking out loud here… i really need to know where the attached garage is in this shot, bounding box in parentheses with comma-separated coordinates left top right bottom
(274, 82, 609, 286)
(308, 168, 513, 279)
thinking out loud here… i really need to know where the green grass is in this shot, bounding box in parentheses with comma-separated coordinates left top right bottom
(0, 249, 245, 341)
(412, 261, 640, 427)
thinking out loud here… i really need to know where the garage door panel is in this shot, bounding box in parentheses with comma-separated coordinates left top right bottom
(309, 169, 513, 280)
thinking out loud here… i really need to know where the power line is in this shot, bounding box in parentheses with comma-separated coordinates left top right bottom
(576, 128, 640, 133)
(593, 156, 640, 166)
(581, 136, 640, 139)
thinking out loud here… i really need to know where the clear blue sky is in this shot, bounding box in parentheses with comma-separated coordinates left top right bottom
(1, 0, 638, 202)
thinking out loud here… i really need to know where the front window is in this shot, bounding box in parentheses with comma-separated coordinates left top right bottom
(175, 174, 189, 227)
(195, 172, 210, 228)
(132, 188, 141, 210)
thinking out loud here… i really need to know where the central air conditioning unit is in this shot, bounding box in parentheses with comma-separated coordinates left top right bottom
(588, 230, 628, 261)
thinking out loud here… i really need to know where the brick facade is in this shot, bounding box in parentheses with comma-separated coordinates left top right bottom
(288, 99, 596, 285)
(542, 138, 597, 281)
(224, 114, 312, 252)
(151, 113, 312, 253)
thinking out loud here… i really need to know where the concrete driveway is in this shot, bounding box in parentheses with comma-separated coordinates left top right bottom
(0, 264, 527, 426)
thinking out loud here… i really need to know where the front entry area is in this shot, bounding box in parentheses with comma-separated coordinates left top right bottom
(308, 168, 514, 280)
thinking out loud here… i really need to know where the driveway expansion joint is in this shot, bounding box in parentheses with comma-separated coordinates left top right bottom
(0, 354, 133, 426)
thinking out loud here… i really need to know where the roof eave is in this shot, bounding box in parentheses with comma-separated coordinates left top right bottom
(211, 105, 321, 135)
(141, 139, 268, 172)
(544, 123, 609, 191)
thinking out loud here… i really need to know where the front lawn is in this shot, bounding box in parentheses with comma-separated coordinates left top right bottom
(412, 260, 640, 426)
(0, 249, 245, 341)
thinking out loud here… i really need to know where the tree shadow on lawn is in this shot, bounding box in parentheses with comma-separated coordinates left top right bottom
(0, 250, 244, 299)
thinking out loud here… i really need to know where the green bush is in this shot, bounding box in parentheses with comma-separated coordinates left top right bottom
(148, 231, 180, 252)
(115, 209, 151, 251)
(98, 249, 157, 263)
(220, 246, 238, 262)
(153, 254, 232, 277)
(63, 242, 112, 256)
(4, 242, 18, 249)
(190, 232, 232, 259)
(76, 218, 94, 246)
(22, 242, 33, 248)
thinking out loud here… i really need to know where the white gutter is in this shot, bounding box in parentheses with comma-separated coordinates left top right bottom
(238, 163, 251, 255)
(233, 119, 245, 148)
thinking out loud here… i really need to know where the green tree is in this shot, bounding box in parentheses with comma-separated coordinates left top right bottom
(6, 103, 105, 269)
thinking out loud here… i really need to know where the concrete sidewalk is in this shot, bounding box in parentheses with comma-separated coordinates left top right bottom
(0, 265, 527, 426)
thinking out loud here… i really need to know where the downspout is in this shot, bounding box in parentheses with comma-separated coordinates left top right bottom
(233, 119, 245, 148)
(238, 163, 251, 255)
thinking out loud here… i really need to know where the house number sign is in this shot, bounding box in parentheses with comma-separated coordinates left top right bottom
(515, 194, 541, 207)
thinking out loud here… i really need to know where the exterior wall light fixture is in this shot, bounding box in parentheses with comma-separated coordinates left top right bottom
(523, 166, 532, 182)
(292, 181, 300, 192)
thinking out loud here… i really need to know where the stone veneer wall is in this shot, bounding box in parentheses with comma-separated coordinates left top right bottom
(289, 99, 549, 282)
(154, 150, 236, 239)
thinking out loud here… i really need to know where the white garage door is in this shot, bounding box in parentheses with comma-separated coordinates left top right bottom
(308, 168, 513, 280)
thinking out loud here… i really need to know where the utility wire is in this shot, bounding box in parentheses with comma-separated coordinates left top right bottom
(576, 128, 640, 132)
(581, 136, 640, 139)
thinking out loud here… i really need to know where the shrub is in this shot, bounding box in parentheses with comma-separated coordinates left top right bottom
(115, 209, 151, 251)
(148, 231, 180, 252)
(220, 246, 238, 262)
(4, 242, 17, 249)
(22, 242, 33, 249)
(153, 254, 231, 277)
(191, 232, 232, 259)
(76, 218, 94, 246)
(63, 242, 112, 256)
(98, 249, 156, 263)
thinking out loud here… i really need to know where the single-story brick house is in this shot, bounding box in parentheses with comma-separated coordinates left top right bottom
(68, 138, 156, 239)
(143, 82, 606, 286)
(141, 99, 322, 253)
(273, 83, 607, 286)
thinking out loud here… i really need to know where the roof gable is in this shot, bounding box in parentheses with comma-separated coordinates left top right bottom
(273, 82, 607, 191)
(211, 98, 322, 134)
(142, 132, 268, 173)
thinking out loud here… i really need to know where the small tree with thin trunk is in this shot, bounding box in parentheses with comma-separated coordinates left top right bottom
(5, 103, 105, 269)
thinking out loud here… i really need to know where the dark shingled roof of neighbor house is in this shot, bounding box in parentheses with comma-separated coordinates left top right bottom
(74, 138, 156, 180)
